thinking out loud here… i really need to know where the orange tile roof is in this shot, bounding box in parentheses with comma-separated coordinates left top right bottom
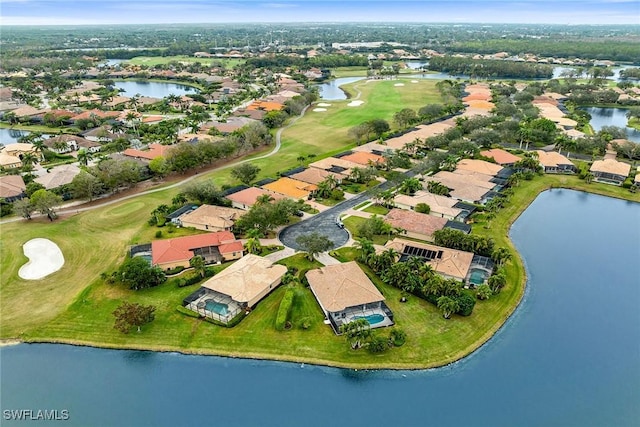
(340, 151, 384, 166)
(123, 143, 171, 160)
(151, 231, 241, 265)
(246, 100, 285, 112)
(225, 187, 285, 207)
(262, 177, 318, 199)
(480, 149, 521, 165)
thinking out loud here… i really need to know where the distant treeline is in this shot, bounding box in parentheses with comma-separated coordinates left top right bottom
(428, 56, 554, 79)
(246, 54, 369, 69)
(449, 40, 640, 63)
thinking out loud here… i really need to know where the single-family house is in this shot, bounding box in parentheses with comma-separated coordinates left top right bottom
(340, 151, 385, 166)
(535, 150, 576, 174)
(289, 168, 347, 186)
(123, 143, 171, 161)
(177, 204, 245, 232)
(34, 164, 81, 190)
(151, 231, 243, 271)
(0, 151, 23, 169)
(44, 134, 101, 154)
(384, 208, 448, 242)
(308, 157, 360, 176)
(262, 177, 318, 199)
(456, 159, 504, 177)
(306, 261, 394, 334)
(393, 190, 465, 221)
(0, 175, 26, 202)
(384, 238, 474, 282)
(225, 186, 285, 210)
(590, 158, 631, 186)
(183, 254, 287, 324)
(480, 148, 521, 167)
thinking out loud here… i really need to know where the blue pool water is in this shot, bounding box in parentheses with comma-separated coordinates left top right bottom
(205, 300, 229, 316)
(469, 268, 489, 285)
(354, 314, 384, 325)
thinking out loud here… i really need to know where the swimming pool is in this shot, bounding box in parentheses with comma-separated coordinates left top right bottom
(353, 314, 385, 325)
(469, 268, 489, 285)
(205, 300, 229, 316)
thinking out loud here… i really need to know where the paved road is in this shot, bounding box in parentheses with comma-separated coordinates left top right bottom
(279, 171, 414, 251)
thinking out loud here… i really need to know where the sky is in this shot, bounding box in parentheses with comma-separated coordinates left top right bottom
(1, 0, 639, 26)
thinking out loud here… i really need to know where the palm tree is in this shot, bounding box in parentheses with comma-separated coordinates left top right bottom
(189, 255, 207, 278)
(339, 318, 371, 350)
(584, 172, 594, 184)
(437, 296, 460, 319)
(77, 148, 94, 167)
(125, 112, 140, 137)
(492, 247, 512, 267)
(354, 237, 375, 264)
(20, 152, 38, 170)
(255, 194, 274, 205)
(476, 284, 492, 300)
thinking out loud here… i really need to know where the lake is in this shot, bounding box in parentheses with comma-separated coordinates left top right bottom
(581, 106, 640, 143)
(114, 81, 199, 98)
(1, 190, 639, 427)
(316, 77, 365, 100)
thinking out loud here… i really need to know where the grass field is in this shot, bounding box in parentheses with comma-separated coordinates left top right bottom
(124, 55, 244, 68)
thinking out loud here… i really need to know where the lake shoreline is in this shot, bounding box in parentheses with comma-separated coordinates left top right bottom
(4, 181, 638, 370)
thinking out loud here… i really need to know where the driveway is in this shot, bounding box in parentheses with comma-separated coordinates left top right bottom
(278, 170, 414, 251)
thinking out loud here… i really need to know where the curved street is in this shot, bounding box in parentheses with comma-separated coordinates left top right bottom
(279, 170, 414, 251)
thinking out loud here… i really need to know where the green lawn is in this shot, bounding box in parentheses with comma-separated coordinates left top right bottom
(124, 55, 244, 68)
(363, 204, 390, 215)
(342, 216, 390, 246)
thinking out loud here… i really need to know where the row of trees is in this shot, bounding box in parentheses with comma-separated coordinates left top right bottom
(428, 56, 554, 79)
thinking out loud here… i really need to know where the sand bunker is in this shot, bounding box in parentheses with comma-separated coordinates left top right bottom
(317, 103, 332, 107)
(411, 80, 419, 83)
(313, 108, 327, 112)
(18, 238, 65, 280)
(394, 83, 405, 87)
(347, 100, 364, 107)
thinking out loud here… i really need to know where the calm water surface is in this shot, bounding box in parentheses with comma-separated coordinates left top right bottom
(316, 77, 365, 100)
(114, 81, 198, 98)
(0, 128, 30, 145)
(1, 190, 639, 427)
(582, 106, 640, 143)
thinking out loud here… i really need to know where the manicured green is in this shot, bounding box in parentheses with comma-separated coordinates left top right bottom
(275, 287, 295, 331)
(363, 204, 390, 215)
(342, 216, 390, 246)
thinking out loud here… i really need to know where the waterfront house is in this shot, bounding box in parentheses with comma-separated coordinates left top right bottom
(535, 150, 576, 174)
(590, 158, 631, 186)
(183, 254, 287, 324)
(306, 261, 394, 334)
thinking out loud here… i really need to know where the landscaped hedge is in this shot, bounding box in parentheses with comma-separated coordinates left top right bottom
(275, 287, 295, 331)
(176, 305, 201, 318)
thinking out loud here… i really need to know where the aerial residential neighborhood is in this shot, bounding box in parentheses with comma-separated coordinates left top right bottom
(0, 5, 639, 426)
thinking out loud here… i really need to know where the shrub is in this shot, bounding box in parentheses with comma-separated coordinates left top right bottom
(176, 305, 201, 318)
(204, 311, 246, 328)
(455, 292, 476, 316)
(165, 266, 185, 275)
(275, 288, 295, 331)
(155, 230, 163, 238)
(367, 335, 389, 353)
(415, 203, 431, 214)
(389, 328, 406, 347)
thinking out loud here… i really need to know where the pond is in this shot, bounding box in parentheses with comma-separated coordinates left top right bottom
(0, 128, 30, 145)
(581, 106, 640, 143)
(1, 190, 638, 427)
(114, 80, 199, 98)
(316, 77, 365, 100)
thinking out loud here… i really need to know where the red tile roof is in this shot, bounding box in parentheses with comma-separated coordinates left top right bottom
(340, 151, 384, 166)
(480, 148, 521, 165)
(151, 232, 241, 265)
(123, 143, 171, 160)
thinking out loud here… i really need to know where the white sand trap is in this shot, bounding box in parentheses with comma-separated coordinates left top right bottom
(347, 100, 364, 107)
(394, 83, 405, 87)
(317, 103, 332, 107)
(18, 238, 65, 280)
(411, 80, 419, 83)
(313, 108, 327, 112)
